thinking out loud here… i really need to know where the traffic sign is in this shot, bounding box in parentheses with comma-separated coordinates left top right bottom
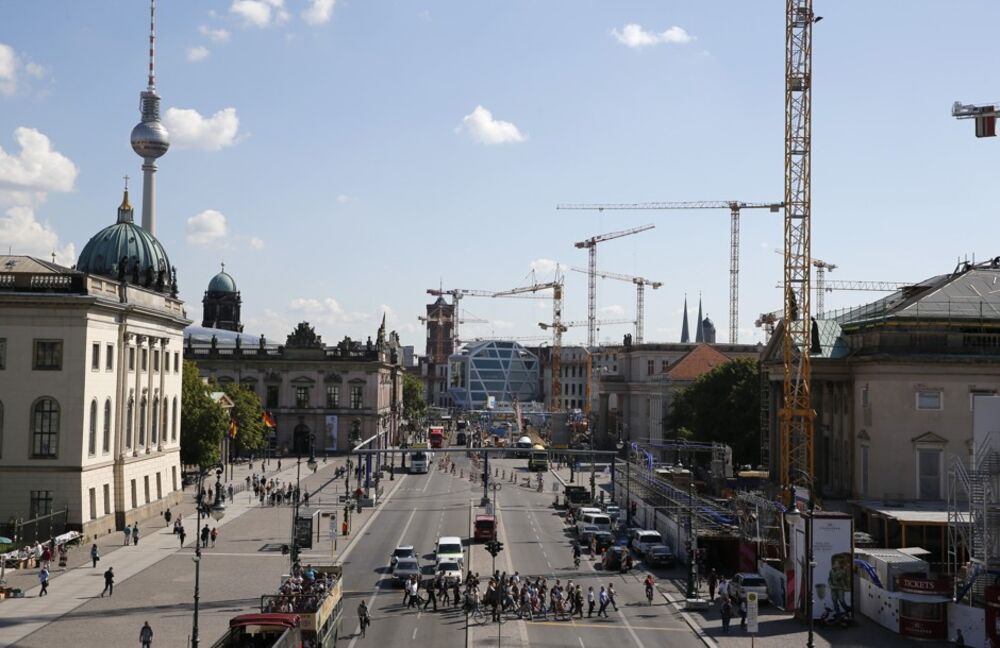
(746, 592, 759, 633)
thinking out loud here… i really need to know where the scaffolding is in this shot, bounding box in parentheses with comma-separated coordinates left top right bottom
(949, 437, 1000, 603)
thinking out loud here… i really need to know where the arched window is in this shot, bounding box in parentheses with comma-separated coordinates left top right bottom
(88, 400, 97, 456)
(103, 399, 112, 453)
(32, 398, 59, 458)
(171, 397, 178, 442)
(151, 397, 159, 445)
(139, 398, 147, 447)
(126, 399, 134, 449)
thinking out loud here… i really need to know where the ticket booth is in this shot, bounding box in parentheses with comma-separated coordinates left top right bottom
(897, 573, 951, 641)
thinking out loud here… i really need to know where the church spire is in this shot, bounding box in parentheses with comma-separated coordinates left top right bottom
(680, 294, 690, 343)
(695, 294, 705, 343)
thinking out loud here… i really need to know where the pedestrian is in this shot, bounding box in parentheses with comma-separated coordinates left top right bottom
(402, 577, 411, 607)
(201, 524, 210, 548)
(132, 522, 140, 545)
(164, 508, 172, 527)
(140, 621, 154, 648)
(718, 576, 729, 601)
(91, 543, 100, 568)
(708, 569, 718, 601)
(587, 586, 595, 617)
(955, 629, 966, 647)
(424, 577, 438, 611)
(227, 483, 234, 503)
(597, 586, 609, 617)
(121, 523, 131, 545)
(453, 580, 461, 608)
(179, 526, 187, 547)
(277, 459, 282, 471)
(38, 566, 50, 596)
(40, 545, 52, 570)
(720, 597, 733, 633)
(739, 597, 748, 630)
(575, 586, 584, 619)
(101, 566, 115, 597)
(357, 600, 370, 638)
(608, 583, 618, 612)
(210, 527, 218, 547)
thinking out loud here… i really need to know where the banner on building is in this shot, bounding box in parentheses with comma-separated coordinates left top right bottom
(325, 415, 339, 451)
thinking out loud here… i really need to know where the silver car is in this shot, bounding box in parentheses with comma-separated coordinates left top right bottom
(731, 572, 769, 603)
(393, 558, 421, 586)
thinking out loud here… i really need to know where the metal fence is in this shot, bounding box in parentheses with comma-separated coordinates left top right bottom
(2, 508, 69, 546)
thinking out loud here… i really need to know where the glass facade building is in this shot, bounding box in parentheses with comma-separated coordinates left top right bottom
(447, 340, 539, 409)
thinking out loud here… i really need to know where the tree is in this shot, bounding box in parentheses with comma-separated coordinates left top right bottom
(180, 360, 227, 467)
(403, 373, 427, 422)
(223, 382, 268, 454)
(668, 357, 761, 466)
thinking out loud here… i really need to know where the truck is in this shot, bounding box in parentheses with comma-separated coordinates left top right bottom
(409, 446, 429, 474)
(429, 426, 445, 448)
(474, 514, 497, 541)
(259, 565, 343, 647)
(528, 445, 549, 471)
(563, 485, 591, 510)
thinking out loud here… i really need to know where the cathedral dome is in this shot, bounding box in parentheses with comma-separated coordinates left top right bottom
(208, 266, 237, 293)
(76, 189, 174, 293)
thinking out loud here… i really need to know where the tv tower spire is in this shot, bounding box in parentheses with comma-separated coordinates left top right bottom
(130, 0, 169, 235)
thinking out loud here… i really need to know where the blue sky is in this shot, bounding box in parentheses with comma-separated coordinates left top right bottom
(2, 1, 998, 350)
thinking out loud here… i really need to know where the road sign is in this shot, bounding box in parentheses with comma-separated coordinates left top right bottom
(746, 592, 759, 633)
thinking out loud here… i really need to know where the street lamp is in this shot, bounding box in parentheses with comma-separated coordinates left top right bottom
(686, 481, 696, 599)
(191, 467, 226, 648)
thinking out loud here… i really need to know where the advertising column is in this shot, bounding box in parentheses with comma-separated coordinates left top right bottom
(795, 512, 854, 622)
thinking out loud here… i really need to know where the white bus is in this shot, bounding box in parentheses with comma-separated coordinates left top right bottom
(409, 451, 429, 474)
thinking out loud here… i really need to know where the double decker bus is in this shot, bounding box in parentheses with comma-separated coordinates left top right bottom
(428, 426, 445, 448)
(260, 565, 343, 647)
(210, 613, 302, 647)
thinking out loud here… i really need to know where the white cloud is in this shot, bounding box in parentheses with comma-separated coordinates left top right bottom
(455, 105, 526, 145)
(0, 127, 78, 197)
(199, 25, 231, 43)
(335, 194, 353, 204)
(0, 44, 18, 95)
(302, 0, 336, 25)
(185, 209, 228, 246)
(186, 46, 210, 62)
(163, 107, 241, 151)
(0, 206, 75, 264)
(599, 304, 627, 317)
(289, 297, 369, 324)
(611, 23, 694, 48)
(230, 0, 289, 28)
(530, 258, 560, 274)
(248, 236, 265, 250)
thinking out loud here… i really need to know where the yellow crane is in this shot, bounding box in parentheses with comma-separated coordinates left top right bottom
(568, 266, 662, 343)
(558, 201, 781, 343)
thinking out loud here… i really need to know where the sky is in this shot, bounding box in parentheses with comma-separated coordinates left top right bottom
(2, 1, 999, 351)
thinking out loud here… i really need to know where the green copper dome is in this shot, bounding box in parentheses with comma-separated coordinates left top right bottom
(208, 266, 237, 293)
(76, 189, 176, 294)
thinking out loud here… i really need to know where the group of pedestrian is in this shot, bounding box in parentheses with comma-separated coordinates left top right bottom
(474, 570, 617, 621)
(708, 569, 748, 633)
(251, 473, 301, 507)
(122, 522, 141, 546)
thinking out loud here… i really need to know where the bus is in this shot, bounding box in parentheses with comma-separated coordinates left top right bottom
(410, 449, 429, 474)
(429, 426, 445, 448)
(210, 613, 302, 647)
(528, 445, 549, 472)
(260, 565, 343, 647)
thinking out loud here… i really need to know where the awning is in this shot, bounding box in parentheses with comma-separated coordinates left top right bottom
(891, 591, 951, 603)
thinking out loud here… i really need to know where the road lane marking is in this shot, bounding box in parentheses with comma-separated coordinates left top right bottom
(579, 638, 586, 648)
(338, 473, 408, 564)
(413, 627, 418, 640)
(523, 621, 690, 632)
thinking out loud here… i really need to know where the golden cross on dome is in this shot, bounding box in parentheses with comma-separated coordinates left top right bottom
(123, 174, 130, 190)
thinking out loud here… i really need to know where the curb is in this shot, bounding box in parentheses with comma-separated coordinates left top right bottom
(548, 468, 568, 488)
(660, 588, 719, 648)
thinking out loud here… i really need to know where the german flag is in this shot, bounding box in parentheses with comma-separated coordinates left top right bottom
(228, 416, 238, 439)
(262, 411, 277, 428)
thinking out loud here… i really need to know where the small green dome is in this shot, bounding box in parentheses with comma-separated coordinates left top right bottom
(76, 189, 174, 293)
(208, 267, 237, 293)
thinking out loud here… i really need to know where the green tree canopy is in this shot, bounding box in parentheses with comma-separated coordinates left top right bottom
(403, 372, 427, 422)
(223, 382, 268, 454)
(180, 360, 227, 468)
(668, 357, 761, 467)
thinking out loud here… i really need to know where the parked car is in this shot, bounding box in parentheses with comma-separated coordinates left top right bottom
(602, 545, 629, 571)
(391, 544, 416, 567)
(578, 524, 599, 544)
(730, 572, 769, 603)
(642, 543, 676, 567)
(590, 531, 614, 555)
(604, 505, 621, 522)
(436, 560, 463, 585)
(630, 530, 664, 555)
(393, 558, 421, 585)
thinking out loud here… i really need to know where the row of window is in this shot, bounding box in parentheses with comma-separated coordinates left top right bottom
(0, 396, 177, 460)
(30, 467, 179, 520)
(263, 384, 365, 410)
(562, 382, 584, 396)
(646, 359, 671, 376)
(0, 339, 181, 374)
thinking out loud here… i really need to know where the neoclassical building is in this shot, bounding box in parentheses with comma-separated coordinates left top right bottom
(0, 192, 188, 537)
(185, 310, 404, 456)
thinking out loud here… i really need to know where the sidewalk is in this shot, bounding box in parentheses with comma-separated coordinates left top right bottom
(0, 457, 353, 648)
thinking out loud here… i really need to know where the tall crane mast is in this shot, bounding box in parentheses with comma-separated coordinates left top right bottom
(571, 224, 655, 348)
(494, 275, 565, 411)
(426, 287, 548, 354)
(773, 251, 836, 317)
(780, 0, 820, 498)
(558, 201, 781, 343)
(569, 267, 662, 343)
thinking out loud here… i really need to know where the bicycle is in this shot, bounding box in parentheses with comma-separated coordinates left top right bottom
(469, 602, 487, 625)
(646, 584, 654, 605)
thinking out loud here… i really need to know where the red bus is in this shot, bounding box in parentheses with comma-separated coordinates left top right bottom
(210, 613, 302, 648)
(429, 426, 445, 448)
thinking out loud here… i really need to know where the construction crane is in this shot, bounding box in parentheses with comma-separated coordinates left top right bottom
(426, 287, 548, 353)
(569, 267, 662, 343)
(494, 274, 565, 411)
(558, 201, 782, 344)
(571, 224, 655, 348)
(773, 251, 836, 316)
(418, 309, 488, 361)
(780, 0, 821, 499)
(952, 101, 998, 138)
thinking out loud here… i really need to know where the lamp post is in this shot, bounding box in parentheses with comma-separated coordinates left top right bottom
(291, 434, 317, 565)
(191, 467, 226, 648)
(686, 481, 697, 599)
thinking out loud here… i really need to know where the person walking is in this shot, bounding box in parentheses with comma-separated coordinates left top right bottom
(607, 583, 618, 612)
(423, 576, 438, 611)
(164, 508, 172, 527)
(708, 569, 718, 601)
(357, 600, 370, 638)
(200, 524, 210, 548)
(227, 483, 234, 503)
(597, 586, 609, 618)
(140, 621, 154, 648)
(123, 524, 132, 546)
(90, 543, 100, 568)
(587, 586, 596, 617)
(178, 525, 187, 547)
(210, 527, 219, 547)
(402, 577, 411, 607)
(720, 596, 733, 633)
(453, 580, 461, 608)
(132, 522, 140, 546)
(574, 586, 584, 619)
(739, 597, 748, 630)
(38, 566, 50, 596)
(101, 566, 115, 597)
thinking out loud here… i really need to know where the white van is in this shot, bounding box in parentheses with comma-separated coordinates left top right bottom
(436, 536, 464, 566)
(577, 513, 612, 535)
(409, 451, 429, 474)
(577, 507, 602, 518)
(630, 530, 663, 554)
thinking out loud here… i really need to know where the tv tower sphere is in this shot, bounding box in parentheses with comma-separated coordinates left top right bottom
(131, 105, 170, 159)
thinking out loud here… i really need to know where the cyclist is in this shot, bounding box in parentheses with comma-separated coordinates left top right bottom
(645, 575, 655, 604)
(572, 542, 581, 567)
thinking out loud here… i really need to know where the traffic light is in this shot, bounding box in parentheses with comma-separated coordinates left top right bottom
(485, 540, 504, 557)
